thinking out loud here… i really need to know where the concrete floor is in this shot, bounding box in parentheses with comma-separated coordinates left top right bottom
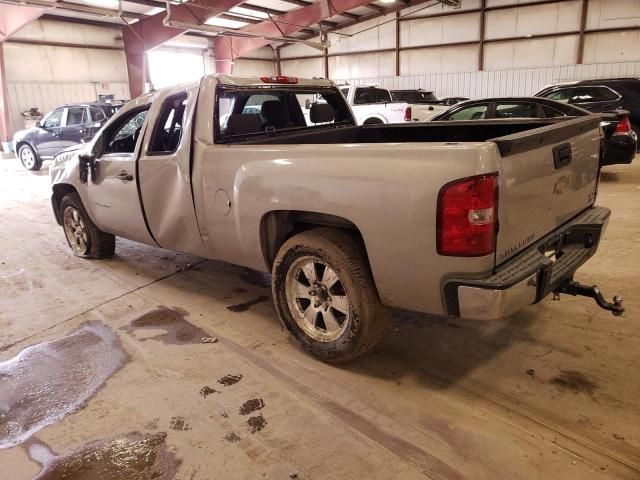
(0, 155, 639, 479)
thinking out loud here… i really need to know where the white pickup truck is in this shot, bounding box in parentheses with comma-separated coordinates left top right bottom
(390, 89, 451, 121)
(338, 85, 410, 125)
(50, 74, 623, 362)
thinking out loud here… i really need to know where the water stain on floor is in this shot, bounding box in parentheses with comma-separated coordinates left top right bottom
(0, 322, 128, 449)
(217, 374, 243, 387)
(550, 370, 598, 395)
(239, 399, 265, 416)
(121, 306, 210, 345)
(246, 415, 267, 434)
(238, 269, 272, 288)
(224, 432, 241, 443)
(199, 386, 218, 398)
(226, 296, 269, 313)
(169, 417, 191, 431)
(28, 432, 179, 480)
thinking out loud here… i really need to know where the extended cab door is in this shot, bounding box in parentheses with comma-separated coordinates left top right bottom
(84, 105, 157, 246)
(61, 106, 90, 148)
(136, 85, 206, 256)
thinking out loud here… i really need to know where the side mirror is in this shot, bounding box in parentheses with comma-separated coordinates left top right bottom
(36, 120, 44, 128)
(305, 99, 311, 110)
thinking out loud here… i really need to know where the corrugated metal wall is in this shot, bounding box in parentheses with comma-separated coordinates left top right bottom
(343, 61, 640, 98)
(7, 82, 129, 134)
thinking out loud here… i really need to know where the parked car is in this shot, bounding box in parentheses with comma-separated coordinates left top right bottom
(535, 78, 640, 148)
(389, 89, 449, 120)
(339, 85, 410, 124)
(431, 97, 636, 166)
(13, 102, 121, 171)
(50, 74, 622, 362)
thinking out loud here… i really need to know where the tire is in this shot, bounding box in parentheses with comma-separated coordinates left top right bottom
(60, 192, 115, 259)
(632, 124, 639, 152)
(18, 144, 42, 171)
(363, 118, 384, 125)
(272, 227, 388, 362)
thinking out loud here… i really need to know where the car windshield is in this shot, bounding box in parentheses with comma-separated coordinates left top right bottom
(391, 91, 438, 103)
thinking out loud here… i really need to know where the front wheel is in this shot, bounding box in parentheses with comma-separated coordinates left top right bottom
(60, 193, 115, 259)
(272, 228, 388, 362)
(18, 144, 42, 171)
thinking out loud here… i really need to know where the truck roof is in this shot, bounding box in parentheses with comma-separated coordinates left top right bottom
(214, 74, 334, 88)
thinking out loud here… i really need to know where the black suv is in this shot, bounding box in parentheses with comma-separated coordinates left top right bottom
(535, 78, 640, 145)
(13, 102, 122, 171)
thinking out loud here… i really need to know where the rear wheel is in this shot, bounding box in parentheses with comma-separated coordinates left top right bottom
(631, 124, 639, 152)
(272, 228, 388, 362)
(18, 144, 42, 171)
(60, 193, 115, 259)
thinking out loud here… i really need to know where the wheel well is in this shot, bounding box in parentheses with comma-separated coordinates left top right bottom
(15, 141, 33, 154)
(51, 184, 79, 225)
(363, 117, 384, 125)
(260, 211, 368, 270)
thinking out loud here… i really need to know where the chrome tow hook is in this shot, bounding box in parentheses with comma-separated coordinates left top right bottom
(553, 279, 625, 316)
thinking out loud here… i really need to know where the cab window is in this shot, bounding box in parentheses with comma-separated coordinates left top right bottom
(570, 86, 619, 103)
(353, 87, 391, 105)
(90, 107, 107, 122)
(442, 104, 489, 120)
(66, 107, 88, 126)
(43, 109, 64, 128)
(148, 93, 187, 154)
(103, 108, 149, 154)
(494, 102, 538, 118)
(217, 87, 353, 141)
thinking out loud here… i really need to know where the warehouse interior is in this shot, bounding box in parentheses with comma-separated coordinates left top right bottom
(0, 0, 639, 479)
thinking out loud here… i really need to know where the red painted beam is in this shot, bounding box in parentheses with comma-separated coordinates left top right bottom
(0, 5, 45, 42)
(213, 0, 375, 71)
(124, 0, 246, 98)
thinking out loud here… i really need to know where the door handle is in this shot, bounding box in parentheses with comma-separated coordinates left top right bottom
(117, 171, 134, 182)
(553, 143, 572, 169)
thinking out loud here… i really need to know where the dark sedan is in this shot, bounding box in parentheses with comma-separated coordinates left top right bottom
(13, 102, 122, 171)
(431, 97, 636, 166)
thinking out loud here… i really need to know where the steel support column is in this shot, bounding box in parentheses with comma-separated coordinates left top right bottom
(0, 43, 10, 143)
(478, 0, 486, 71)
(395, 11, 400, 76)
(577, 0, 589, 64)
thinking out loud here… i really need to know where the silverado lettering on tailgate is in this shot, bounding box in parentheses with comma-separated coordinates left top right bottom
(500, 234, 535, 260)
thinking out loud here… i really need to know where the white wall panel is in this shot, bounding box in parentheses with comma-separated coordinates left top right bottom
(583, 30, 640, 63)
(328, 14, 395, 54)
(279, 39, 321, 59)
(329, 51, 395, 79)
(485, 0, 581, 39)
(232, 59, 275, 76)
(245, 46, 275, 60)
(9, 19, 122, 47)
(403, 0, 481, 15)
(586, 0, 640, 29)
(280, 58, 323, 78)
(341, 61, 640, 99)
(401, 11, 480, 47)
(400, 45, 478, 75)
(484, 35, 579, 69)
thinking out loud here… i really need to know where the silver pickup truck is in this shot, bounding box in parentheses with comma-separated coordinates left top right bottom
(50, 74, 623, 362)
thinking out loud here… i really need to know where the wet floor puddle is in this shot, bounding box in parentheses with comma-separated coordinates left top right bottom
(27, 432, 179, 480)
(0, 322, 128, 449)
(121, 306, 210, 345)
(226, 296, 269, 313)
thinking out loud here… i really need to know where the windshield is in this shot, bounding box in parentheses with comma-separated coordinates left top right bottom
(391, 91, 438, 103)
(216, 87, 354, 142)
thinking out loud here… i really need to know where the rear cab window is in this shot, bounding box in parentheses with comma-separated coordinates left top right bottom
(353, 87, 391, 105)
(216, 86, 354, 143)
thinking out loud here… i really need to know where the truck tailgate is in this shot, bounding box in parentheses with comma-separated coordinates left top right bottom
(491, 116, 602, 265)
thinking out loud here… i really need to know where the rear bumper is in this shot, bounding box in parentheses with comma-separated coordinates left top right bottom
(443, 206, 610, 320)
(602, 134, 636, 166)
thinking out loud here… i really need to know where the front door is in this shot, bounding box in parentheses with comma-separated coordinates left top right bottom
(34, 108, 65, 158)
(84, 105, 157, 246)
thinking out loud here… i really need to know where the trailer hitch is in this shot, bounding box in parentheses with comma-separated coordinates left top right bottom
(554, 280, 624, 316)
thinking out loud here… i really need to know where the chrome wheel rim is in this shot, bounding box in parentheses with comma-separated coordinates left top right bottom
(285, 256, 350, 342)
(20, 148, 35, 169)
(63, 206, 89, 255)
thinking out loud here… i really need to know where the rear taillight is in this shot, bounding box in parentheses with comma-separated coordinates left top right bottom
(404, 106, 412, 122)
(437, 173, 498, 257)
(260, 75, 298, 84)
(613, 116, 631, 136)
